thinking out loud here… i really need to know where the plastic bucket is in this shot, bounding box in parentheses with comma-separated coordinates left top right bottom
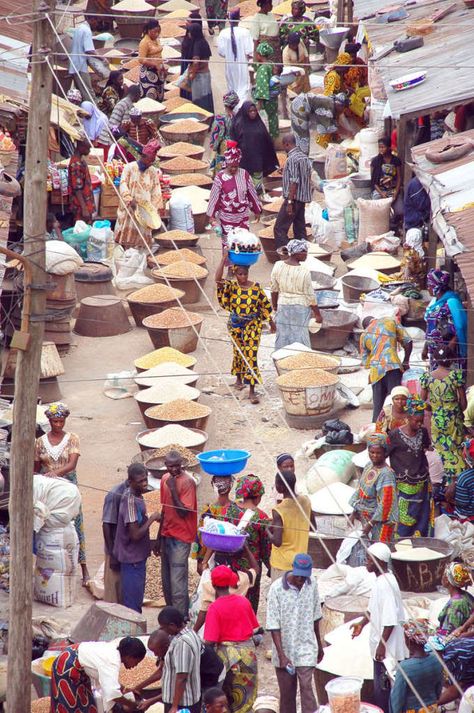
(325, 676, 363, 713)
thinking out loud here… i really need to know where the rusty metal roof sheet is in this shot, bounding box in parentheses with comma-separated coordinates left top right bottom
(355, 0, 474, 119)
(411, 132, 474, 281)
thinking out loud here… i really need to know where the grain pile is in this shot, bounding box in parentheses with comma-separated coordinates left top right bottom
(142, 444, 199, 466)
(138, 423, 207, 447)
(31, 698, 51, 713)
(143, 489, 161, 537)
(145, 555, 199, 603)
(135, 362, 197, 387)
(146, 399, 211, 421)
(119, 657, 161, 689)
(160, 156, 209, 172)
(169, 173, 212, 187)
(134, 347, 197, 370)
(135, 97, 166, 114)
(159, 0, 199, 11)
(160, 21, 186, 37)
(162, 119, 208, 134)
(163, 97, 188, 112)
(136, 383, 200, 405)
(276, 368, 339, 387)
(264, 198, 284, 213)
(278, 353, 340, 371)
(156, 229, 197, 242)
(143, 308, 203, 329)
(129, 283, 184, 304)
(123, 65, 140, 83)
(158, 141, 204, 158)
(168, 102, 213, 118)
(156, 248, 206, 266)
(153, 262, 208, 279)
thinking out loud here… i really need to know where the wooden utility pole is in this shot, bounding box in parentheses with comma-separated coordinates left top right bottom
(7, 1, 55, 711)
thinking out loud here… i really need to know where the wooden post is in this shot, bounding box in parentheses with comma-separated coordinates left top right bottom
(6, 1, 55, 711)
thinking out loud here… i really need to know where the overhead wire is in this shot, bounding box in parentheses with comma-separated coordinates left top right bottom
(38, 24, 469, 706)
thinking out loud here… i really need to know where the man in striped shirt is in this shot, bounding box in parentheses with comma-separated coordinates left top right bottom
(274, 133, 313, 250)
(113, 463, 160, 613)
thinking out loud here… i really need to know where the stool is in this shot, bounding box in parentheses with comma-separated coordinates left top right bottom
(74, 295, 131, 337)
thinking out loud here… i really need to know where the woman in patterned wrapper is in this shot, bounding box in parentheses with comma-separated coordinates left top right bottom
(34, 402, 90, 586)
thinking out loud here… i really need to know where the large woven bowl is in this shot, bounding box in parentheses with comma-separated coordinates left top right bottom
(158, 143, 205, 161)
(168, 173, 213, 189)
(160, 121, 209, 146)
(127, 289, 185, 327)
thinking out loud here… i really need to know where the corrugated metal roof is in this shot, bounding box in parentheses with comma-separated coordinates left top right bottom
(0, 0, 32, 45)
(355, 0, 474, 119)
(411, 132, 474, 283)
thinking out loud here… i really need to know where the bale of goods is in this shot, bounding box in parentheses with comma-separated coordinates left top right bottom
(153, 248, 206, 266)
(276, 368, 339, 417)
(145, 397, 211, 429)
(154, 229, 199, 249)
(168, 173, 212, 188)
(137, 424, 208, 453)
(134, 362, 198, 389)
(160, 120, 209, 146)
(143, 489, 161, 537)
(160, 156, 209, 174)
(142, 308, 204, 351)
(127, 284, 185, 327)
(134, 346, 197, 372)
(158, 141, 205, 160)
(152, 263, 208, 304)
(357, 196, 392, 244)
(276, 352, 340, 375)
(34, 523, 79, 608)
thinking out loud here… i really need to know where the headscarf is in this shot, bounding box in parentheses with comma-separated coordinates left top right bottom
(406, 396, 426, 415)
(80, 101, 108, 142)
(229, 8, 241, 60)
(142, 139, 160, 158)
(235, 474, 265, 500)
(403, 620, 432, 647)
(367, 432, 389, 451)
(223, 90, 239, 109)
(45, 402, 70, 419)
(292, 0, 306, 15)
(188, 23, 211, 60)
(224, 146, 242, 166)
(464, 438, 474, 468)
(333, 51, 351, 67)
(287, 239, 308, 255)
(276, 453, 293, 467)
(367, 542, 391, 563)
(346, 42, 361, 55)
(67, 88, 82, 104)
(391, 386, 410, 399)
(129, 106, 143, 118)
(257, 41, 274, 57)
(231, 101, 278, 176)
(287, 31, 301, 45)
(445, 562, 473, 589)
(427, 268, 450, 297)
(211, 564, 239, 588)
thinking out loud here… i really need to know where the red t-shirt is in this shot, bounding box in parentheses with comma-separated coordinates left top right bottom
(160, 471, 197, 543)
(204, 594, 259, 643)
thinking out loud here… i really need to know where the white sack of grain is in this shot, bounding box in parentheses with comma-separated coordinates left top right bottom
(357, 197, 392, 244)
(45, 240, 83, 275)
(34, 569, 77, 608)
(35, 523, 79, 575)
(305, 450, 355, 494)
(33, 474, 81, 532)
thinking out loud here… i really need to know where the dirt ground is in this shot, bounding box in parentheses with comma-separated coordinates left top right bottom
(0, 7, 373, 701)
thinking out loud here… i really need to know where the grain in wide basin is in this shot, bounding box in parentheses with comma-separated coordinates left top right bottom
(146, 398, 211, 420)
(276, 368, 339, 387)
(134, 347, 197, 370)
(277, 352, 340, 371)
(129, 283, 184, 304)
(155, 248, 206, 266)
(135, 383, 200, 404)
(143, 308, 203, 328)
(138, 422, 207, 447)
(153, 262, 208, 279)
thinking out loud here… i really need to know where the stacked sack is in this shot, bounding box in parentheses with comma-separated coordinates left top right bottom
(33, 474, 81, 608)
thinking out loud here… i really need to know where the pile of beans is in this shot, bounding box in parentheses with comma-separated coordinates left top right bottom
(276, 368, 339, 387)
(156, 248, 206, 266)
(154, 261, 208, 279)
(146, 398, 211, 421)
(134, 347, 196, 370)
(129, 284, 184, 304)
(278, 352, 339, 371)
(160, 156, 208, 172)
(143, 308, 202, 329)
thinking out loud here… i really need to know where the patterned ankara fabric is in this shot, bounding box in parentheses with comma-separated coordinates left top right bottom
(207, 168, 261, 237)
(68, 155, 94, 222)
(51, 645, 97, 713)
(360, 317, 412, 385)
(349, 464, 398, 543)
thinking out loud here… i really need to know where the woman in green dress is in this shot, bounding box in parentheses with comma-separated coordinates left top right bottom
(209, 91, 240, 176)
(215, 246, 275, 404)
(438, 562, 474, 636)
(420, 345, 467, 483)
(34, 402, 90, 586)
(349, 432, 398, 543)
(253, 41, 279, 139)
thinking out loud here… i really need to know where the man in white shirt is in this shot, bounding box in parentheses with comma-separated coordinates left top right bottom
(217, 9, 254, 106)
(351, 542, 407, 713)
(68, 15, 100, 100)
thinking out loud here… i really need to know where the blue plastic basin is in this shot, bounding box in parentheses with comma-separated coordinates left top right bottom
(228, 251, 262, 267)
(197, 449, 250, 475)
(199, 528, 248, 553)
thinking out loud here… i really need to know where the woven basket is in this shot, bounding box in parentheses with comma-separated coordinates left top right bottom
(160, 122, 208, 146)
(160, 158, 209, 175)
(158, 144, 205, 160)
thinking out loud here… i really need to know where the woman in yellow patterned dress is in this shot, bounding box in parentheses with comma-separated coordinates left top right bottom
(216, 246, 275, 404)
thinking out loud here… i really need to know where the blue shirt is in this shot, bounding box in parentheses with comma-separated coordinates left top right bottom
(113, 490, 150, 564)
(455, 468, 474, 520)
(69, 22, 94, 75)
(389, 653, 443, 713)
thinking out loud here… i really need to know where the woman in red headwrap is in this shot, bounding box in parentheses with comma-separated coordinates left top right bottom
(114, 140, 162, 249)
(207, 144, 262, 248)
(204, 565, 260, 713)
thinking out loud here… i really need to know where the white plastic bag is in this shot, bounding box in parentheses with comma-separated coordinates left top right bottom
(34, 568, 77, 608)
(305, 450, 355, 494)
(323, 179, 353, 220)
(169, 192, 194, 233)
(103, 371, 137, 399)
(45, 240, 83, 275)
(33, 474, 81, 532)
(366, 231, 400, 253)
(114, 248, 153, 290)
(35, 523, 79, 575)
(325, 144, 348, 179)
(87, 223, 114, 262)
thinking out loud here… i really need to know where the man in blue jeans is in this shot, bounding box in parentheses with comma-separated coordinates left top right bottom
(114, 463, 160, 613)
(159, 451, 198, 616)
